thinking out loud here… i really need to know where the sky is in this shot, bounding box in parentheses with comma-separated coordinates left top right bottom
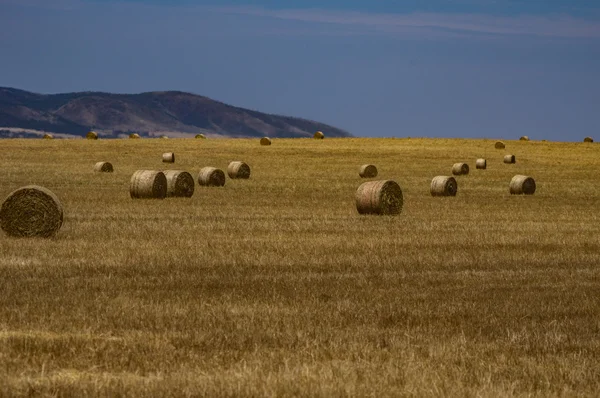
(0, 0, 599, 140)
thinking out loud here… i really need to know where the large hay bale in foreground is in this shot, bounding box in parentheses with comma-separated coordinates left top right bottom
(86, 131, 98, 140)
(584, 137, 594, 143)
(198, 167, 226, 187)
(510, 175, 536, 195)
(43, 133, 54, 139)
(519, 136, 530, 141)
(227, 161, 251, 179)
(164, 170, 195, 198)
(130, 170, 167, 199)
(129, 133, 140, 139)
(475, 159, 487, 170)
(452, 163, 469, 176)
(355, 180, 403, 215)
(430, 176, 457, 197)
(359, 164, 378, 178)
(504, 155, 516, 164)
(0, 185, 63, 238)
(93, 161, 113, 173)
(314, 131, 324, 139)
(260, 137, 272, 146)
(195, 134, 206, 139)
(495, 141, 505, 149)
(162, 152, 175, 163)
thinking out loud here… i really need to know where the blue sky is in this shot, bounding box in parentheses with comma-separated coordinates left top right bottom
(1, 0, 599, 139)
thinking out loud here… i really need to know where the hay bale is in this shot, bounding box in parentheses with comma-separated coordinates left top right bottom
(164, 170, 195, 198)
(430, 176, 457, 197)
(452, 163, 469, 176)
(519, 136, 530, 141)
(162, 152, 175, 163)
(495, 141, 505, 149)
(195, 134, 206, 139)
(130, 170, 167, 199)
(86, 131, 98, 140)
(227, 161, 251, 179)
(359, 164, 378, 178)
(93, 161, 113, 172)
(475, 159, 487, 170)
(503, 155, 516, 164)
(584, 137, 594, 143)
(159, 135, 169, 139)
(129, 133, 140, 139)
(42, 133, 54, 139)
(198, 167, 226, 187)
(355, 180, 403, 215)
(314, 131, 324, 139)
(260, 137, 272, 146)
(0, 185, 63, 238)
(510, 175, 536, 195)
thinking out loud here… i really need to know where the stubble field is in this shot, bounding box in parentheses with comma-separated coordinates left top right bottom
(0, 137, 599, 397)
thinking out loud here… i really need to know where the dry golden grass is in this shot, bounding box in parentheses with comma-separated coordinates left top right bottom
(1, 137, 600, 397)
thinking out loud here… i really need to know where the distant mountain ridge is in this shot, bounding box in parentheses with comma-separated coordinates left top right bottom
(0, 87, 352, 138)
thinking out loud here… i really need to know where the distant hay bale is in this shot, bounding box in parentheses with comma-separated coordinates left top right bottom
(584, 137, 594, 143)
(495, 141, 505, 149)
(129, 133, 140, 139)
(452, 163, 469, 176)
(93, 161, 113, 172)
(519, 136, 530, 141)
(359, 164, 378, 178)
(159, 135, 169, 139)
(355, 180, 403, 215)
(503, 155, 516, 164)
(42, 133, 54, 139)
(475, 159, 487, 170)
(195, 134, 206, 139)
(164, 170, 195, 198)
(314, 131, 324, 139)
(198, 167, 226, 187)
(0, 185, 63, 238)
(510, 175, 536, 195)
(260, 137, 272, 146)
(227, 161, 251, 179)
(430, 176, 457, 197)
(130, 170, 167, 199)
(86, 131, 98, 140)
(162, 152, 175, 163)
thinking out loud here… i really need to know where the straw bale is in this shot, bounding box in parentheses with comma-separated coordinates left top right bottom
(495, 141, 505, 149)
(93, 161, 113, 172)
(314, 131, 324, 139)
(86, 131, 98, 140)
(164, 170, 195, 197)
(162, 152, 175, 163)
(130, 170, 167, 199)
(510, 175, 536, 195)
(359, 164, 378, 178)
(355, 180, 403, 215)
(227, 161, 251, 179)
(475, 159, 487, 170)
(584, 137, 593, 143)
(43, 133, 54, 139)
(198, 167, 226, 187)
(452, 163, 469, 175)
(260, 137, 272, 146)
(195, 134, 206, 139)
(503, 155, 516, 164)
(430, 176, 457, 197)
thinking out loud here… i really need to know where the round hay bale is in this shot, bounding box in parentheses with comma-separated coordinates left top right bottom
(355, 180, 403, 215)
(503, 155, 516, 164)
(314, 131, 324, 139)
(495, 141, 505, 149)
(519, 136, 530, 141)
(227, 161, 251, 179)
(510, 175, 536, 195)
(198, 167, 226, 187)
(159, 135, 169, 139)
(359, 164, 378, 178)
(129, 133, 140, 139)
(260, 137, 272, 146)
(86, 131, 98, 140)
(195, 134, 206, 139)
(130, 170, 167, 199)
(475, 159, 487, 170)
(164, 170, 195, 198)
(93, 161, 113, 172)
(0, 185, 63, 238)
(584, 136, 594, 143)
(162, 152, 175, 163)
(430, 176, 457, 197)
(42, 133, 54, 139)
(452, 163, 469, 176)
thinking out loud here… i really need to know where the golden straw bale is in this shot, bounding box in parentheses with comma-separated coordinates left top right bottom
(0, 185, 63, 238)
(129, 133, 140, 139)
(503, 155, 516, 164)
(159, 135, 169, 139)
(475, 159, 487, 170)
(93, 162, 113, 172)
(452, 163, 469, 176)
(510, 175, 536, 195)
(495, 141, 505, 149)
(519, 136, 530, 141)
(162, 153, 175, 163)
(130, 170, 167, 199)
(584, 137, 593, 143)
(260, 137, 272, 146)
(227, 161, 251, 179)
(314, 131, 325, 139)
(195, 134, 206, 139)
(43, 133, 54, 139)
(198, 167, 226, 187)
(164, 170, 195, 198)
(355, 180, 403, 215)
(359, 164, 378, 178)
(86, 131, 98, 140)
(430, 176, 457, 197)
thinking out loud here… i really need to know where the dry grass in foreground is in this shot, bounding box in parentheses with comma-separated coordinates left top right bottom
(1, 137, 599, 397)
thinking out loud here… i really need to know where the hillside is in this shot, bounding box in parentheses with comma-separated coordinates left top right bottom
(0, 87, 352, 138)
